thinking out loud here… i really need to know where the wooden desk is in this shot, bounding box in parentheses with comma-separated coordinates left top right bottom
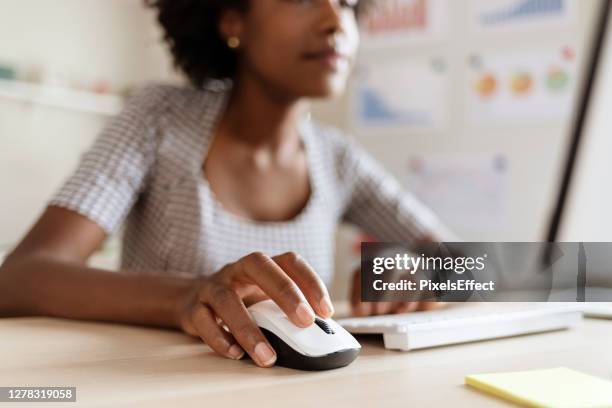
(1, 312, 611, 408)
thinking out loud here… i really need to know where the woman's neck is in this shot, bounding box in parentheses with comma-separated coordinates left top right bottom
(218, 71, 309, 153)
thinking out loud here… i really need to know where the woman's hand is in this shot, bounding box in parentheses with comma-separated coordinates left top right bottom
(176, 251, 334, 368)
(349, 267, 444, 316)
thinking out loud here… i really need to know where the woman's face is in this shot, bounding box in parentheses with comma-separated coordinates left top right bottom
(235, 0, 360, 99)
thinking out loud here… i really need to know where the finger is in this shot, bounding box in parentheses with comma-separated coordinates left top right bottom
(372, 301, 394, 315)
(417, 301, 446, 312)
(205, 285, 277, 368)
(273, 252, 334, 318)
(242, 291, 268, 307)
(351, 301, 371, 317)
(179, 305, 199, 337)
(191, 303, 244, 360)
(393, 302, 420, 314)
(351, 303, 363, 316)
(237, 252, 315, 328)
(354, 302, 375, 316)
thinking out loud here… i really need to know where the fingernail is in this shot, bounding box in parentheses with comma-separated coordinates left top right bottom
(254, 342, 276, 367)
(296, 302, 315, 326)
(320, 297, 335, 317)
(228, 344, 244, 360)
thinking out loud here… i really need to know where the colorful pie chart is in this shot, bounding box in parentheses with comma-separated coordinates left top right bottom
(475, 73, 498, 98)
(510, 71, 533, 96)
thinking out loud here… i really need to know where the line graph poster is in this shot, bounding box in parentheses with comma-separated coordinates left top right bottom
(466, 45, 578, 124)
(469, 0, 577, 33)
(359, 0, 448, 47)
(352, 56, 449, 129)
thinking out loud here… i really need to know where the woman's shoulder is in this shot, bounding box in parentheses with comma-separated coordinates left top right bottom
(122, 80, 229, 123)
(306, 120, 354, 153)
(305, 120, 378, 192)
(307, 119, 394, 190)
(306, 120, 369, 166)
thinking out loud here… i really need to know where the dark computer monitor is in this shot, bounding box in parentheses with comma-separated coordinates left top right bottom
(547, 0, 612, 243)
(542, 0, 612, 296)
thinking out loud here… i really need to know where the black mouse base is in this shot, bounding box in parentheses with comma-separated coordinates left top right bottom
(259, 328, 360, 371)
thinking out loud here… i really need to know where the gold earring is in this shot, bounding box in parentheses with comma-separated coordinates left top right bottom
(227, 36, 240, 49)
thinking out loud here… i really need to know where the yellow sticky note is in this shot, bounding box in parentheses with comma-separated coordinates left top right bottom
(465, 367, 612, 408)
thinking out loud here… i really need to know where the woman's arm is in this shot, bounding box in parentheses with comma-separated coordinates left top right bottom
(0, 206, 193, 329)
(0, 86, 195, 326)
(0, 206, 333, 368)
(331, 131, 457, 315)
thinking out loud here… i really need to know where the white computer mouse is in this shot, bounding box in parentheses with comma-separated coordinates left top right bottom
(248, 299, 361, 371)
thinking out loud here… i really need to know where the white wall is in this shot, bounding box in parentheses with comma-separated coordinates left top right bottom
(0, 0, 178, 248)
(0, 0, 175, 90)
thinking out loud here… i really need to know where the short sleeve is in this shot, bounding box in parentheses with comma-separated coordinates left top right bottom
(49, 86, 163, 235)
(333, 132, 458, 246)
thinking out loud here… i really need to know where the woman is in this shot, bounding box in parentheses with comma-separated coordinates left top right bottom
(0, 0, 453, 368)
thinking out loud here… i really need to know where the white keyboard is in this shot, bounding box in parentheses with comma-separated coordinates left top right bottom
(583, 303, 612, 319)
(337, 303, 583, 351)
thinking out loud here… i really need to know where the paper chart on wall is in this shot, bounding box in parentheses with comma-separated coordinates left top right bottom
(466, 45, 578, 124)
(405, 154, 509, 229)
(468, 0, 577, 33)
(353, 56, 449, 129)
(359, 0, 448, 48)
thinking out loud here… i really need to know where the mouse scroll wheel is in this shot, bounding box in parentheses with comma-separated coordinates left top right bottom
(314, 317, 335, 334)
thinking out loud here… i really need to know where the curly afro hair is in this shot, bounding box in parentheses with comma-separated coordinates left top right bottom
(145, 0, 372, 88)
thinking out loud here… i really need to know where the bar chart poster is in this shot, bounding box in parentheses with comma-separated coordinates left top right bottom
(466, 45, 578, 124)
(352, 57, 449, 130)
(359, 0, 448, 48)
(469, 0, 577, 33)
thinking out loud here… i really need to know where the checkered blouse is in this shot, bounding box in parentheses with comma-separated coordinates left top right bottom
(49, 81, 452, 285)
